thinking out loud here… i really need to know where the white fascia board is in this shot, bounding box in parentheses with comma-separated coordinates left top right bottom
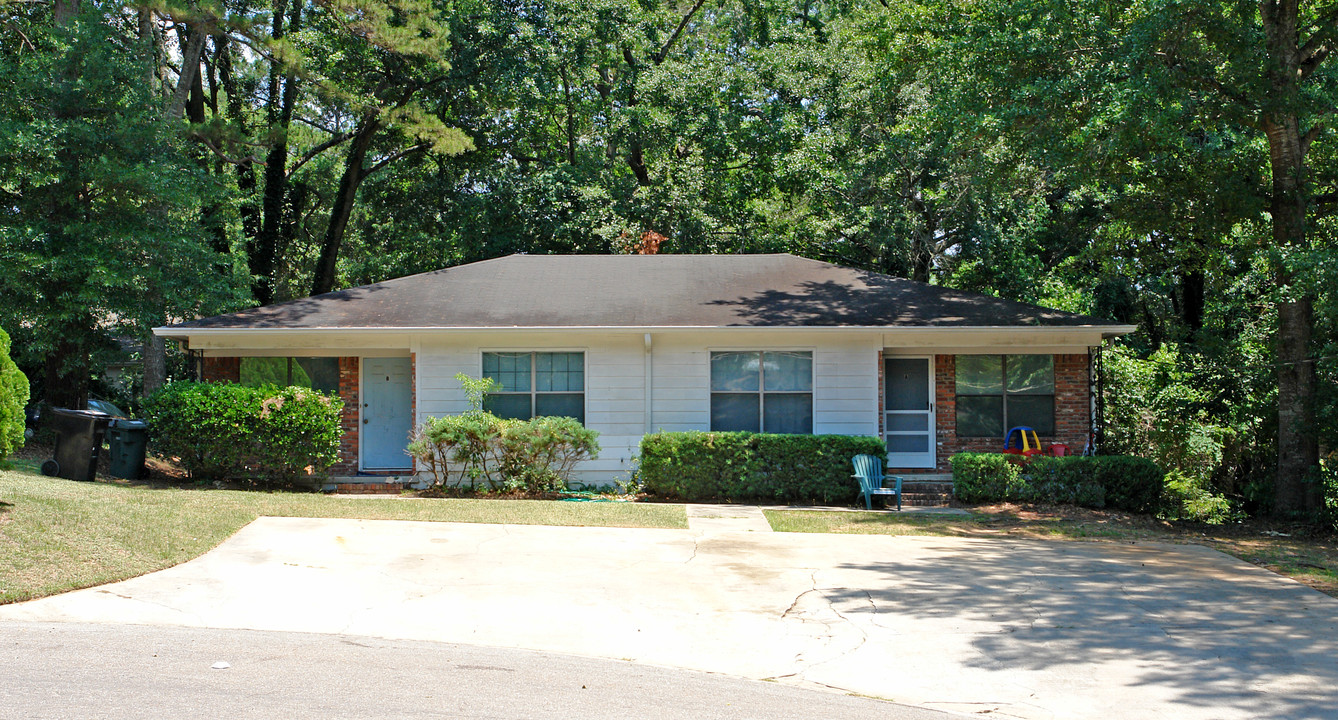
(156, 324, 1136, 356)
(156, 324, 1137, 337)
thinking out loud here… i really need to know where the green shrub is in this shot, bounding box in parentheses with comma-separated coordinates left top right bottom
(951, 452, 1163, 512)
(250, 386, 344, 485)
(950, 453, 1025, 503)
(143, 381, 342, 486)
(1023, 456, 1106, 508)
(639, 431, 755, 500)
(494, 416, 601, 493)
(1089, 455, 1164, 513)
(1160, 469, 1233, 523)
(409, 412, 505, 489)
(1323, 455, 1338, 533)
(0, 328, 29, 462)
(409, 412, 600, 493)
(639, 432, 887, 504)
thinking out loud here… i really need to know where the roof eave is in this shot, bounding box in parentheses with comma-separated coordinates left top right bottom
(156, 323, 1139, 337)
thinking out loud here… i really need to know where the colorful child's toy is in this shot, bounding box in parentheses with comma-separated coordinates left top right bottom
(1003, 426, 1043, 457)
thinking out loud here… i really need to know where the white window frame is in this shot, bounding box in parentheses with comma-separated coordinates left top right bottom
(708, 349, 815, 434)
(479, 350, 588, 423)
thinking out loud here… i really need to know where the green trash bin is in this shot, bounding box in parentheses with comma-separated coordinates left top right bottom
(107, 418, 149, 480)
(42, 408, 112, 482)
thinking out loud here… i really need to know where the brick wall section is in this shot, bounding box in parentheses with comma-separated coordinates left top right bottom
(331, 357, 360, 475)
(201, 356, 240, 382)
(1052, 353, 1091, 450)
(887, 353, 1092, 472)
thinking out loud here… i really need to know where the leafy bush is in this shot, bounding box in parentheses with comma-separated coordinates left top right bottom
(1161, 469, 1234, 524)
(408, 406, 599, 493)
(409, 411, 505, 489)
(1089, 455, 1164, 513)
(0, 328, 29, 462)
(951, 452, 1163, 512)
(1323, 455, 1338, 533)
(639, 432, 887, 504)
(1102, 343, 1271, 511)
(143, 381, 342, 485)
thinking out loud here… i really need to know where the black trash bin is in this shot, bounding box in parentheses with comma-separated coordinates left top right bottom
(41, 408, 112, 482)
(107, 418, 149, 480)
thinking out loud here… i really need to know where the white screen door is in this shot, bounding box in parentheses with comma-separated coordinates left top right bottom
(884, 357, 935, 468)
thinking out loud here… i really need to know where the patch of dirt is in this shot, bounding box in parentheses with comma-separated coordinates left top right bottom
(410, 486, 641, 502)
(15, 437, 194, 488)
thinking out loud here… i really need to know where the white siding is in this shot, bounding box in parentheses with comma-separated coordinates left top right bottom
(648, 331, 880, 436)
(413, 332, 645, 488)
(408, 329, 882, 487)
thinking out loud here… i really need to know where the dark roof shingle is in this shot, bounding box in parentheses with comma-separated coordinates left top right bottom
(165, 254, 1120, 331)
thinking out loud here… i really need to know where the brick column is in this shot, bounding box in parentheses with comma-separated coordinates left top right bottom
(200, 356, 240, 383)
(1053, 353, 1091, 453)
(934, 354, 955, 471)
(332, 357, 360, 475)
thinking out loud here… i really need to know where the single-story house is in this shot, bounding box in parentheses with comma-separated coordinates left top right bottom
(155, 254, 1135, 489)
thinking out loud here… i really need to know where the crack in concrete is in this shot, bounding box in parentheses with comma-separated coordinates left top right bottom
(683, 535, 700, 564)
(471, 525, 512, 554)
(783, 571, 872, 684)
(95, 589, 203, 624)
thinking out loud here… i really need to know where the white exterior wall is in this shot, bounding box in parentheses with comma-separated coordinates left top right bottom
(414, 332, 646, 487)
(411, 329, 881, 487)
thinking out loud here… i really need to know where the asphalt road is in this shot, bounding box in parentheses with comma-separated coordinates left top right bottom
(0, 621, 953, 720)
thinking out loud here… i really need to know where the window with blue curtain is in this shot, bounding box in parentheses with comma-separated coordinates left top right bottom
(482, 351, 585, 423)
(710, 351, 812, 434)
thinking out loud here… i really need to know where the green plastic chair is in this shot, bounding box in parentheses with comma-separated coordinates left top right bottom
(852, 454, 902, 511)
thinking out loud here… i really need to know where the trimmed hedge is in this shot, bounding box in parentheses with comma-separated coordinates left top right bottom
(950, 452, 1164, 513)
(639, 431, 887, 504)
(143, 381, 342, 485)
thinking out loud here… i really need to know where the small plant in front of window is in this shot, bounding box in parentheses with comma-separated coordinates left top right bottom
(456, 372, 501, 414)
(408, 375, 599, 494)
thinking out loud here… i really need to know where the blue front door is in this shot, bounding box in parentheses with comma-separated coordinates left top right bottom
(362, 357, 413, 470)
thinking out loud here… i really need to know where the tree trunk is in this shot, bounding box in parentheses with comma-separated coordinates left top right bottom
(142, 332, 167, 397)
(1179, 267, 1205, 336)
(46, 1, 91, 408)
(218, 38, 260, 271)
(43, 338, 87, 410)
(310, 119, 379, 296)
(247, 0, 299, 305)
(53, 0, 79, 26)
(165, 23, 208, 121)
(1260, 0, 1322, 515)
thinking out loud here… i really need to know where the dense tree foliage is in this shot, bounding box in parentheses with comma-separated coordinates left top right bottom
(0, 0, 1333, 518)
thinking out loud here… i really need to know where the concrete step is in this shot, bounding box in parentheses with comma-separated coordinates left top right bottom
(902, 481, 954, 494)
(332, 482, 406, 495)
(900, 492, 953, 507)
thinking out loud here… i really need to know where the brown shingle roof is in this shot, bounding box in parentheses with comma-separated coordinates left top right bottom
(164, 254, 1120, 331)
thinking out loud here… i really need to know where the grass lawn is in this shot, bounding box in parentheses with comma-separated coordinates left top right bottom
(0, 464, 686, 605)
(766, 504, 1338, 599)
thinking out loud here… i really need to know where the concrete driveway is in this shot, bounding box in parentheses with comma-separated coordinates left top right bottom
(3, 512, 1336, 719)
